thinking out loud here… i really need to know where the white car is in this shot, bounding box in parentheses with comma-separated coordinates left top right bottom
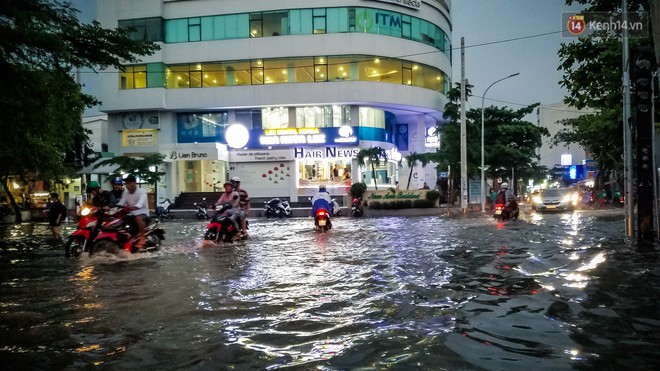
(532, 188, 579, 211)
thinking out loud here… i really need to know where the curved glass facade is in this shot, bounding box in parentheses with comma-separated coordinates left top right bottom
(120, 55, 450, 93)
(120, 7, 450, 56)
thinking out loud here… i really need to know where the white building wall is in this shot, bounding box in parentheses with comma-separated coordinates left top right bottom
(537, 102, 597, 168)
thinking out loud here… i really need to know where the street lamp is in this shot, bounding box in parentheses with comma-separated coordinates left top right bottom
(481, 72, 520, 212)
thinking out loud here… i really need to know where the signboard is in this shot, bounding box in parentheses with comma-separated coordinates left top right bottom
(370, 0, 422, 10)
(122, 129, 157, 147)
(364, 189, 425, 203)
(160, 143, 227, 162)
(230, 149, 293, 163)
(293, 147, 360, 159)
(469, 178, 481, 204)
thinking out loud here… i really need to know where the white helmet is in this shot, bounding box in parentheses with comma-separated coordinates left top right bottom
(501, 182, 509, 189)
(231, 176, 241, 182)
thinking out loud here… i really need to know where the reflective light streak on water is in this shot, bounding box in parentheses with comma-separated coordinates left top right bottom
(1, 210, 659, 370)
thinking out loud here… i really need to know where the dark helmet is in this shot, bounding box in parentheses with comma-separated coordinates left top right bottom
(86, 181, 101, 193)
(111, 176, 123, 185)
(124, 174, 137, 183)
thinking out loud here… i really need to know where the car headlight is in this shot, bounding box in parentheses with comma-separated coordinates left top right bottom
(571, 193, 579, 203)
(561, 195, 571, 203)
(533, 196, 542, 204)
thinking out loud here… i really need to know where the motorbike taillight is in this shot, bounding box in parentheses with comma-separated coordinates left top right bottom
(316, 210, 327, 217)
(495, 204, 504, 211)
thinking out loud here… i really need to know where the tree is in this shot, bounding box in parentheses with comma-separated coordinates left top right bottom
(556, 0, 658, 177)
(402, 152, 430, 190)
(430, 84, 548, 195)
(356, 147, 388, 190)
(94, 154, 166, 187)
(0, 0, 159, 223)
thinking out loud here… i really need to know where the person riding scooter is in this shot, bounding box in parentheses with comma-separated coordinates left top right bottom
(311, 185, 332, 215)
(495, 182, 519, 220)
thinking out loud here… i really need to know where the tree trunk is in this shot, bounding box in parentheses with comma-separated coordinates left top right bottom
(406, 164, 414, 190)
(652, 0, 660, 75)
(371, 161, 378, 190)
(1, 175, 22, 224)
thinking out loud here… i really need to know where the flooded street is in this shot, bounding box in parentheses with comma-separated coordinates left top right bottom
(1, 210, 659, 370)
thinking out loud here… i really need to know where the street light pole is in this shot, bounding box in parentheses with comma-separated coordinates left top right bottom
(481, 72, 520, 212)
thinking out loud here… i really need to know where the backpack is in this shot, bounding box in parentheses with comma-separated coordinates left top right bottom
(495, 191, 506, 205)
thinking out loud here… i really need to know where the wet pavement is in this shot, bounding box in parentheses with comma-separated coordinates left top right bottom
(1, 209, 659, 370)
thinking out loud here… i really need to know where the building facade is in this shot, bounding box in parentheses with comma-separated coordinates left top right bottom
(95, 0, 452, 202)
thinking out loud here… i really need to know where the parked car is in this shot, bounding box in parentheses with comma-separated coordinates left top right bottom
(531, 188, 578, 212)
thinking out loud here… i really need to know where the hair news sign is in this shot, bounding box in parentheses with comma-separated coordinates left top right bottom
(293, 147, 360, 159)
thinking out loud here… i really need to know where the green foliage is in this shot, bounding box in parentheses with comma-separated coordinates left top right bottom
(349, 182, 367, 199)
(557, 0, 658, 175)
(95, 154, 166, 185)
(430, 83, 548, 187)
(425, 190, 440, 205)
(0, 0, 159, 222)
(355, 146, 388, 190)
(402, 152, 431, 190)
(413, 199, 435, 208)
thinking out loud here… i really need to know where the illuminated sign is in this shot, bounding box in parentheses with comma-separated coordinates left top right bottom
(561, 154, 572, 166)
(122, 129, 157, 147)
(260, 128, 326, 146)
(334, 125, 357, 143)
(425, 127, 439, 148)
(226, 124, 250, 149)
(293, 147, 360, 159)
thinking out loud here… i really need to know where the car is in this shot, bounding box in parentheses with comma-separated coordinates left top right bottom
(531, 188, 579, 212)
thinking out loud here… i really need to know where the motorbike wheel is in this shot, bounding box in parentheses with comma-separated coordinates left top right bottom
(204, 227, 219, 242)
(90, 240, 120, 256)
(336, 210, 342, 217)
(65, 236, 87, 258)
(143, 233, 161, 252)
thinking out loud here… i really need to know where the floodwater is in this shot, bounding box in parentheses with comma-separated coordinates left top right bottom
(1, 210, 659, 370)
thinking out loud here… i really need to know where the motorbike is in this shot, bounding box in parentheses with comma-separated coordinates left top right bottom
(264, 198, 292, 218)
(351, 198, 363, 217)
(155, 198, 173, 220)
(194, 198, 209, 220)
(204, 203, 248, 243)
(314, 207, 332, 232)
(64, 204, 102, 257)
(330, 198, 342, 216)
(90, 208, 165, 255)
(494, 202, 519, 221)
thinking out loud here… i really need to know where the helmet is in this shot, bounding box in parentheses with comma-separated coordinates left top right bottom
(111, 176, 123, 185)
(500, 182, 509, 189)
(231, 176, 241, 182)
(319, 184, 326, 191)
(86, 181, 101, 192)
(223, 180, 233, 187)
(124, 174, 137, 183)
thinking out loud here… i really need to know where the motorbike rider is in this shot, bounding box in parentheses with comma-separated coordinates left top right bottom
(87, 180, 117, 210)
(311, 184, 332, 215)
(495, 182, 519, 219)
(110, 176, 124, 201)
(213, 181, 241, 233)
(116, 175, 149, 249)
(231, 176, 251, 238)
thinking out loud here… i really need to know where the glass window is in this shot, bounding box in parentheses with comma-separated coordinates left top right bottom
(314, 56, 327, 82)
(235, 109, 261, 130)
(200, 16, 215, 40)
(263, 11, 288, 36)
(177, 112, 227, 143)
(359, 107, 385, 129)
(359, 57, 402, 84)
(251, 60, 263, 85)
(165, 18, 188, 43)
(327, 8, 349, 33)
(313, 8, 326, 34)
(167, 65, 191, 88)
(289, 9, 312, 35)
(262, 107, 289, 129)
(401, 14, 411, 39)
(146, 63, 165, 88)
(328, 56, 351, 81)
(249, 13, 262, 38)
(263, 59, 291, 84)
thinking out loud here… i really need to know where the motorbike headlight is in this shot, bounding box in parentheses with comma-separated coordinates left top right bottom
(532, 196, 542, 204)
(571, 193, 579, 203)
(80, 207, 92, 217)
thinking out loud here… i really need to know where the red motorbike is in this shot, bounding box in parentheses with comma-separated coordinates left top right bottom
(91, 208, 164, 255)
(204, 203, 247, 243)
(65, 204, 102, 258)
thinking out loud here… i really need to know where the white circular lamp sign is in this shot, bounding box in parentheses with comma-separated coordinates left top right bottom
(226, 124, 250, 149)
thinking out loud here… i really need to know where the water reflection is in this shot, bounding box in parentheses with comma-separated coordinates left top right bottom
(1, 211, 658, 369)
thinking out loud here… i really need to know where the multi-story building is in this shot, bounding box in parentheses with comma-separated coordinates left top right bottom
(95, 0, 452, 202)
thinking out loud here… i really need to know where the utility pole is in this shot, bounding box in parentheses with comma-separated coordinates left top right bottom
(460, 37, 468, 214)
(622, 0, 634, 237)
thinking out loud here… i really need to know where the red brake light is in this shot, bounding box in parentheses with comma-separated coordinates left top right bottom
(316, 210, 327, 217)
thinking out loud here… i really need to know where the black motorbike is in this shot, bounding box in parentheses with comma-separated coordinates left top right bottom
(194, 198, 209, 220)
(155, 198, 173, 221)
(351, 198, 363, 217)
(264, 198, 292, 218)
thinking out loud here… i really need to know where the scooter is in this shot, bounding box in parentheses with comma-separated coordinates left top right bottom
(494, 202, 519, 221)
(194, 198, 209, 220)
(351, 198, 363, 217)
(330, 198, 342, 216)
(314, 207, 332, 232)
(264, 198, 292, 218)
(204, 203, 248, 243)
(90, 208, 165, 255)
(155, 198, 173, 220)
(64, 204, 102, 257)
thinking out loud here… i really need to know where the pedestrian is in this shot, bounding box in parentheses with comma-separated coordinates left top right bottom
(422, 182, 430, 189)
(47, 193, 67, 241)
(311, 165, 317, 180)
(332, 164, 339, 180)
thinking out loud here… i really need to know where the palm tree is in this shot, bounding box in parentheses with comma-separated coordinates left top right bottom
(403, 152, 431, 190)
(94, 153, 166, 186)
(356, 147, 388, 190)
